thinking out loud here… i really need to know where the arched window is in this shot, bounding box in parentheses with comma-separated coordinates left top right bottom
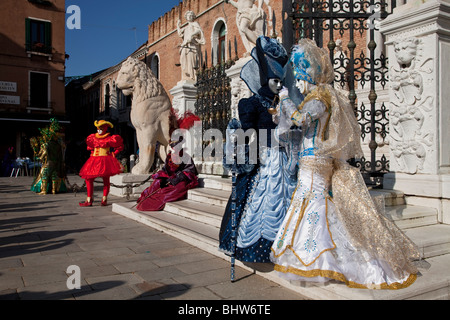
(150, 54, 160, 79)
(212, 20, 227, 66)
(218, 23, 226, 64)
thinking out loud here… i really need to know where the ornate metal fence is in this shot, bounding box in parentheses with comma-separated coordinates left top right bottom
(195, 51, 235, 151)
(286, 0, 395, 187)
(195, 64, 231, 136)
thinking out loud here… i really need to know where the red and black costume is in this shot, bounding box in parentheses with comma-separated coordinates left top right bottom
(136, 151, 198, 211)
(136, 111, 200, 211)
(79, 120, 124, 206)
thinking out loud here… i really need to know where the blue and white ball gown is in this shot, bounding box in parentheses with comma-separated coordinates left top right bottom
(219, 89, 298, 263)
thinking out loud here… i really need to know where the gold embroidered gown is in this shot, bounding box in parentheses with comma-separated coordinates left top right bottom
(270, 85, 420, 290)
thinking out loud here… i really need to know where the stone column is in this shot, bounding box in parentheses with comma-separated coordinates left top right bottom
(169, 80, 198, 157)
(225, 56, 252, 121)
(380, 0, 450, 223)
(169, 80, 197, 115)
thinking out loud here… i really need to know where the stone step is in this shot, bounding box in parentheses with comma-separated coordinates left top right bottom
(167, 196, 437, 234)
(136, 201, 449, 260)
(187, 185, 434, 231)
(279, 253, 450, 300)
(112, 202, 220, 257)
(164, 199, 223, 228)
(404, 224, 450, 258)
(200, 175, 406, 206)
(110, 176, 449, 300)
(188, 188, 230, 208)
(112, 201, 450, 300)
(199, 175, 232, 192)
(369, 189, 406, 206)
(385, 205, 438, 229)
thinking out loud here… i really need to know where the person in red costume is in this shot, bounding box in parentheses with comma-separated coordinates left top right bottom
(79, 120, 124, 207)
(135, 111, 199, 211)
(135, 138, 199, 211)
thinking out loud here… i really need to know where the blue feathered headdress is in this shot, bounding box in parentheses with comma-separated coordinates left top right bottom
(289, 38, 334, 85)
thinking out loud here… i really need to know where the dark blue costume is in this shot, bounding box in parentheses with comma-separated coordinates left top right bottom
(219, 37, 298, 263)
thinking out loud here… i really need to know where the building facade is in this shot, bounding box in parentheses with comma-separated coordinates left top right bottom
(0, 0, 67, 162)
(146, 0, 283, 93)
(64, 0, 450, 221)
(85, 0, 283, 169)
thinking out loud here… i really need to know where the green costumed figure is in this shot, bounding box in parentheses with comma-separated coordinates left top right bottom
(30, 118, 67, 195)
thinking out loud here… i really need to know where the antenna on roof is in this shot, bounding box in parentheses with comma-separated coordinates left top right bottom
(131, 27, 138, 49)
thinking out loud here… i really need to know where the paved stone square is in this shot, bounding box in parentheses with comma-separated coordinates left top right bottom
(0, 175, 308, 301)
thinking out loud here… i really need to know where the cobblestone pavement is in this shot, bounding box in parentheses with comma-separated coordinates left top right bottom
(0, 175, 308, 301)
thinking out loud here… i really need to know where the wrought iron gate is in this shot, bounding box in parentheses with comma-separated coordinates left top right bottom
(195, 58, 233, 148)
(285, 0, 395, 187)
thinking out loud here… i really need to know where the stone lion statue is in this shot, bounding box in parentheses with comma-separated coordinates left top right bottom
(116, 57, 173, 175)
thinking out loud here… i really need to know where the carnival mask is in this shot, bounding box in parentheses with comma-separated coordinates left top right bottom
(295, 78, 311, 95)
(97, 125, 107, 135)
(268, 78, 283, 95)
(290, 39, 334, 86)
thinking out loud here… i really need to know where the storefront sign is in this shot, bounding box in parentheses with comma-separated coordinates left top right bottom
(0, 95, 20, 105)
(0, 81, 17, 92)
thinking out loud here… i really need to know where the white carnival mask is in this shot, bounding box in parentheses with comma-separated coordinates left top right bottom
(295, 79, 310, 95)
(268, 78, 283, 95)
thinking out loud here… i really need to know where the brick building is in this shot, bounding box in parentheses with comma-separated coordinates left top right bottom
(146, 0, 283, 93)
(0, 0, 67, 162)
(68, 0, 374, 173)
(94, 0, 284, 112)
(81, 0, 284, 166)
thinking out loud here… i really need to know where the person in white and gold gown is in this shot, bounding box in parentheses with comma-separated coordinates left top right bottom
(270, 39, 421, 289)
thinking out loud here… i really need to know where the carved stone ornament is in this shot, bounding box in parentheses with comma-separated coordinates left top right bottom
(230, 76, 251, 119)
(389, 36, 434, 174)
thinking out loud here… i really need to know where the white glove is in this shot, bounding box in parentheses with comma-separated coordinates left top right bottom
(279, 86, 289, 99)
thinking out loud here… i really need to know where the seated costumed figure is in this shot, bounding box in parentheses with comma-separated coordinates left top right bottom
(135, 112, 200, 211)
(218, 36, 298, 263)
(270, 39, 421, 289)
(31, 118, 67, 195)
(79, 120, 124, 207)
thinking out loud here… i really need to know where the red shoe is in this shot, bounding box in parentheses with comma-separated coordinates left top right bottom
(101, 197, 108, 206)
(79, 198, 93, 207)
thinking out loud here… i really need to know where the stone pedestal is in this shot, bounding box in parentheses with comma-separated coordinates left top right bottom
(169, 80, 197, 115)
(110, 173, 152, 198)
(169, 80, 198, 158)
(380, 0, 450, 223)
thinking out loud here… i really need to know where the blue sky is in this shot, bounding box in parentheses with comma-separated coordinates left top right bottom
(65, 0, 182, 77)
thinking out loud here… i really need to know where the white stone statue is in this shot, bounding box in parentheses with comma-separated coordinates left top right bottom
(226, 0, 267, 54)
(177, 11, 205, 82)
(116, 57, 173, 175)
